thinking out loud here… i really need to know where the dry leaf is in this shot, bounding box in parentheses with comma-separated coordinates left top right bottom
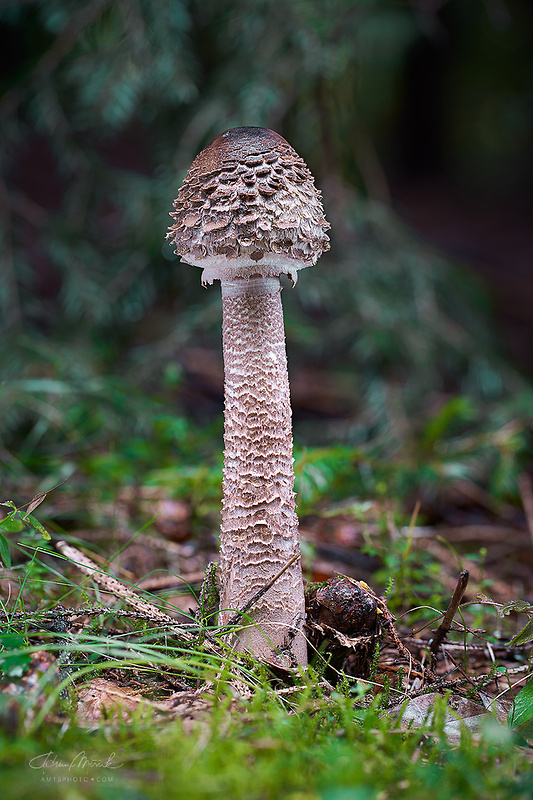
(387, 693, 493, 743)
(76, 678, 163, 723)
(22, 479, 68, 519)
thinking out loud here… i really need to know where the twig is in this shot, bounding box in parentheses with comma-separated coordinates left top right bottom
(17, 478, 69, 518)
(378, 604, 435, 684)
(430, 570, 469, 660)
(55, 540, 199, 641)
(379, 670, 500, 709)
(0, 605, 197, 630)
(224, 553, 301, 629)
(403, 636, 531, 655)
(137, 572, 205, 592)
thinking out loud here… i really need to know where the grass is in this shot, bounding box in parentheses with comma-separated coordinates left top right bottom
(0, 529, 532, 800)
(1, 383, 533, 799)
(0, 669, 531, 800)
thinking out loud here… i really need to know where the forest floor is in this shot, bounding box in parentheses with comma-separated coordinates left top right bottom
(1, 347, 533, 799)
(1, 459, 533, 799)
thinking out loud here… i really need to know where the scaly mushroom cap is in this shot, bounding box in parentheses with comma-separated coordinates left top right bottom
(167, 126, 330, 284)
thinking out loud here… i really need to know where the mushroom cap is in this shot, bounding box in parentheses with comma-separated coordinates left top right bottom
(167, 126, 330, 284)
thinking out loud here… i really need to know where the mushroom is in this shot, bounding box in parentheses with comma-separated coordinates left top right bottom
(167, 127, 330, 666)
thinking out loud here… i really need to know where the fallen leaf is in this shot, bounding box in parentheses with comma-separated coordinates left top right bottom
(77, 678, 162, 723)
(387, 693, 494, 743)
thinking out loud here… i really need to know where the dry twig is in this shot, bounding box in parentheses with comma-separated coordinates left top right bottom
(430, 570, 470, 662)
(55, 540, 199, 640)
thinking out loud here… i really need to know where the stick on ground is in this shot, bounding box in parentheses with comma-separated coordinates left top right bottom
(430, 569, 469, 660)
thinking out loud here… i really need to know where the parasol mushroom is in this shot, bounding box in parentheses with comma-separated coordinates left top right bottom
(167, 126, 330, 666)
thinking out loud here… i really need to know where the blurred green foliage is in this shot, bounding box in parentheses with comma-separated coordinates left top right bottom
(0, 0, 532, 501)
(0, 671, 530, 800)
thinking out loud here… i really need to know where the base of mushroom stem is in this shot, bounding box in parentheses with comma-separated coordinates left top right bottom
(223, 618, 307, 671)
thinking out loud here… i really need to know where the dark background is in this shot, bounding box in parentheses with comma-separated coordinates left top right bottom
(1, 0, 532, 485)
(391, 0, 533, 373)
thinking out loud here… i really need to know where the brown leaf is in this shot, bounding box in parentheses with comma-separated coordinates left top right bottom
(387, 693, 493, 743)
(22, 479, 68, 519)
(76, 678, 161, 723)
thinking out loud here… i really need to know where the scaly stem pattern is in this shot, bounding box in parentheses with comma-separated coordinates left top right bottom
(219, 276, 307, 666)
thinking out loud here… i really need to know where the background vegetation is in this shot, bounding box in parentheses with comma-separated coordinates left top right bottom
(1, 0, 532, 502)
(1, 1, 533, 798)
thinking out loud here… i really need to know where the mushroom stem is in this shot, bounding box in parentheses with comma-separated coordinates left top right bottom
(219, 275, 307, 666)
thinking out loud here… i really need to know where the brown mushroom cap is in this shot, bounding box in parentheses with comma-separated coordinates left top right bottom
(167, 126, 330, 284)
